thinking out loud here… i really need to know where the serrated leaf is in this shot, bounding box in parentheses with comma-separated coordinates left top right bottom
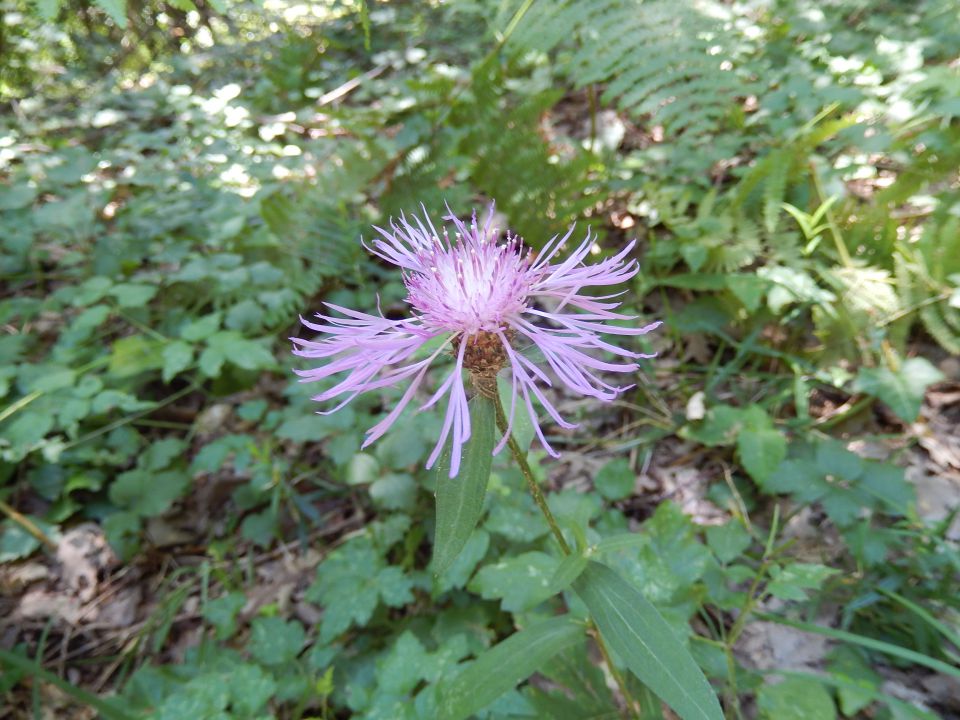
(853, 358, 944, 422)
(433, 395, 496, 574)
(247, 616, 305, 666)
(815, 439, 863, 481)
(469, 551, 558, 612)
(766, 562, 840, 601)
(573, 561, 723, 720)
(200, 331, 275, 377)
(705, 522, 752, 564)
(202, 591, 246, 640)
(438, 616, 584, 720)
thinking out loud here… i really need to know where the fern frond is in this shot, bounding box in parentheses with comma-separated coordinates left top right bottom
(508, 0, 755, 174)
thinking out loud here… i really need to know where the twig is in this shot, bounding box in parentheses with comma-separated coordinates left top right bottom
(0, 499, 57, 551)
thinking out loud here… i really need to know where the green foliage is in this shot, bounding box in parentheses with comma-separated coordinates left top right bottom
(4, 0, 960, 718)
(756, 677, 837, 720)
(510, 0, 756, 177)
(573, 561, 724, 720)
(438, 616, 584, 720)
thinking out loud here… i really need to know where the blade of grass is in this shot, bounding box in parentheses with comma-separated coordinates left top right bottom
(0, 647, 136, 720)
(878, 588, 960, 652)
(755, 613, 960, 680)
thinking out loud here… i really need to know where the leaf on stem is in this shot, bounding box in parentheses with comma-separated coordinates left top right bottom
(432, 394, 496, 574)
(573, 561, 724, 720)
(438, 615, 584, 720)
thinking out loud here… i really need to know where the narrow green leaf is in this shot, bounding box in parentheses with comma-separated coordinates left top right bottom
(546, 553, 588, 596)
(573, 562, 723, 720)
(594, 532, 646, 554)
(433, 395, 496, 574)
(438, 616, 584, 720)
(0, 647, 135, 720)
(755, 613, 960, 680)
(878, 588, 960, 650)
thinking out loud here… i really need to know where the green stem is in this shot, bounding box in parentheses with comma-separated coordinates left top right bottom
(491, 391, 637, 718)
(492, 394, 569, 554)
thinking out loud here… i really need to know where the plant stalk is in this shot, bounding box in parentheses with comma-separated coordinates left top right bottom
(0, 499, 57, 551)
(491, 391, 638, 718)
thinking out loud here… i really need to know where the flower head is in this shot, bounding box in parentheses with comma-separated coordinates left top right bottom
(292, 205, 660, 477)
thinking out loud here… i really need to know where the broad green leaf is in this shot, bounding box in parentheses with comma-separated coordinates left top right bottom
(853, 358, 944, 422)
(0, 184, 37, 210)
(594, 532, 646, 554)
(756, 677, 836, 720)
(705, 522, 752, 564)
(180, 313, 221, 342)
(737, 407, 786, 484)
(0, 520, 43, 562)
(345, 452, 380, 485)
(95, 0, 127, 27)
(202, 591, 246, 640)
(595, 457, 635, 500)
(4, 411, 54, 450)
(815, 439, 863, 481)
(109, 335, 163, 378)
(436, 529, 490, 592)
(433, 395, 496, 574)
(108, 469, 188, 517)
(572, 561, 723, 720)
(469, 551, 558, 612)
(225, 664, 275, 716)
(438, 616, 584, 720)
(111, 283, 157, 308)
(199, 331, 275, 377)
(766, 562, 839, 601)
(247, 616, 305, 666)
(161, 341, 193, 383)
(828, 647, 881, 717)
(680, 404, 744, 447)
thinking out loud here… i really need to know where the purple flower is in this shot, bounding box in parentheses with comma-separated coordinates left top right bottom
(292, 205, 660, 477)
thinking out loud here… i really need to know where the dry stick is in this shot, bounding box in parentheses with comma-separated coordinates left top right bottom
(0, 498, 57, 551)
(491, 393, 637, 720)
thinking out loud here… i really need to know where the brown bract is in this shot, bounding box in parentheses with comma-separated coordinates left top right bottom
(455, 330, 511, 377)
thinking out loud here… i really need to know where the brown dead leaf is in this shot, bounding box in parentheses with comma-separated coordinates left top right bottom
(56, 524, 117, 603)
